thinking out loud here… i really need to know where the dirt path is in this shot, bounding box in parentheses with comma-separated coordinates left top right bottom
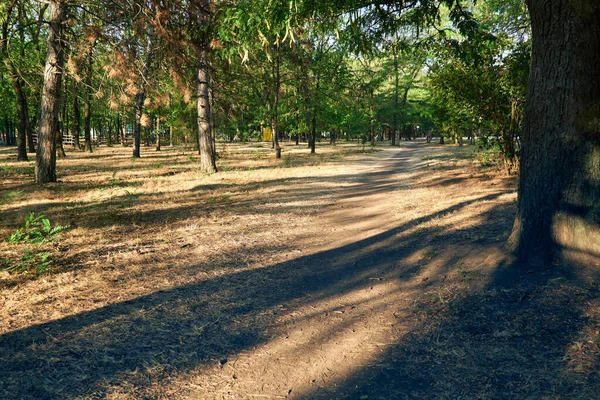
(170, 143, 519, 399)
(181, 145, 434, 398)
(2, 142, 599, 399)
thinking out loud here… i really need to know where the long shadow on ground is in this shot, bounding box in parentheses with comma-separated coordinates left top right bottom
(1, 190, 511, 399)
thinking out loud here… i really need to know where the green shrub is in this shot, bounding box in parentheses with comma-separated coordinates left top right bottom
(2, 248, 53, 275)
(7, 212, 68, 244)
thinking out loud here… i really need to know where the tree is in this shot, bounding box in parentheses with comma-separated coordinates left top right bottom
(35, 0, 67, 184)
(1, 0, 47, 161)
(508, 0, 600, 263)
(194, 0, 218, 172)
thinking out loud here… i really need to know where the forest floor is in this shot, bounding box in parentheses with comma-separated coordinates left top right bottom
(1, 141, 599, 400)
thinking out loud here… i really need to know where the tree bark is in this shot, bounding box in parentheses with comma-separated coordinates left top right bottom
(392, 45, 399, 146)
(107, 117, 113, 146)
(83, 44, 93, 153)
(155, 117, 161, 151)
(4, 62, 29, 161)
(35, 0, 67, 184)
(196, 1, 217, 173)
(509, 0, 600, 263)
(133, 33, 152, 158)
(271, 50, 282, 158)
(1, 1, 28, 160)
(196, 47, 217, 171)
(310, 76, 320, 154)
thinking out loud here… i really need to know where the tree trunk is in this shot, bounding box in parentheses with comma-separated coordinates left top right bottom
(295, 114, 300, 145)
(133, 33, 152, 158)
(310, 77, 320, 154)
(210, 81, 217, 155)
(271, 51, 281, 158)
(196, 18, 217, 173)
(392, 46, 399, 146)
(107, 118, 113, 146)
(35, 0, 67, 184)
(2, 57, 29, 160)
(155, 117, 161, 151)
(83, 44, 93, 153)
(509, 0, 600, 264)
(311, 106, 317, 154)
(73, 92, 81, 149)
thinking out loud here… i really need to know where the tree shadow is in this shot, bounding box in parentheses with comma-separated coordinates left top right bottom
(0, 192, 513, 399)
(304, 253, 600, 398)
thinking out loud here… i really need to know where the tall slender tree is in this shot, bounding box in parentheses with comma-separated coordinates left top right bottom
(35, 0, 67, 184)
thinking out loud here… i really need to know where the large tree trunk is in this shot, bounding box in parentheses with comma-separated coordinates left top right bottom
(35, 1, 67, 184)
(196, 47, 217, 172)
(196, 2, 217, 173)
(509, 1, 600, 264)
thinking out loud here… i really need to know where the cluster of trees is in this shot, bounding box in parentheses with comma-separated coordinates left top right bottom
(1, 1, 518, 175)
(1, 0, 599, 264)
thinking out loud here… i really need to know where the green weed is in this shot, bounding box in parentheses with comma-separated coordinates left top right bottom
(2, 248, 53, 275)
(7, 212, 68, 244)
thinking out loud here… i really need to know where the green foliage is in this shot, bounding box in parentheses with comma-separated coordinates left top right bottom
(7, 212, 68, 244)
(2, 248, 53, 275)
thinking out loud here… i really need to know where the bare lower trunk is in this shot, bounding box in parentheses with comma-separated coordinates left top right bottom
(509, 0, 600, 264)
(155, 117, 161, 151)
(310, 77, 320, 154)
(133, 33, 152, 158)
(132, 93, 144, 158)
(392, 47, 399, 146)
(73, 92, 81, 149)
(196, 45, 217, 172)
(310, 107, 317, 154)
(107, 118, 113, 146)
(4, 62, 29, 161)
(83, 46, 93, 153)
(35, 0, 67, 184)
(271, 52, 281, 158)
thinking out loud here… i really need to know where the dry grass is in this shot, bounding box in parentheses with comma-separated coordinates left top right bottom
(0, 140, 598, 399)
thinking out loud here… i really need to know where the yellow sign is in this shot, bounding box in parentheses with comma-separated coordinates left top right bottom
(262, 127, 273, 141)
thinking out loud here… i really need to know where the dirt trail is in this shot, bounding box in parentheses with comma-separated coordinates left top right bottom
(176, 143, 514, 399)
